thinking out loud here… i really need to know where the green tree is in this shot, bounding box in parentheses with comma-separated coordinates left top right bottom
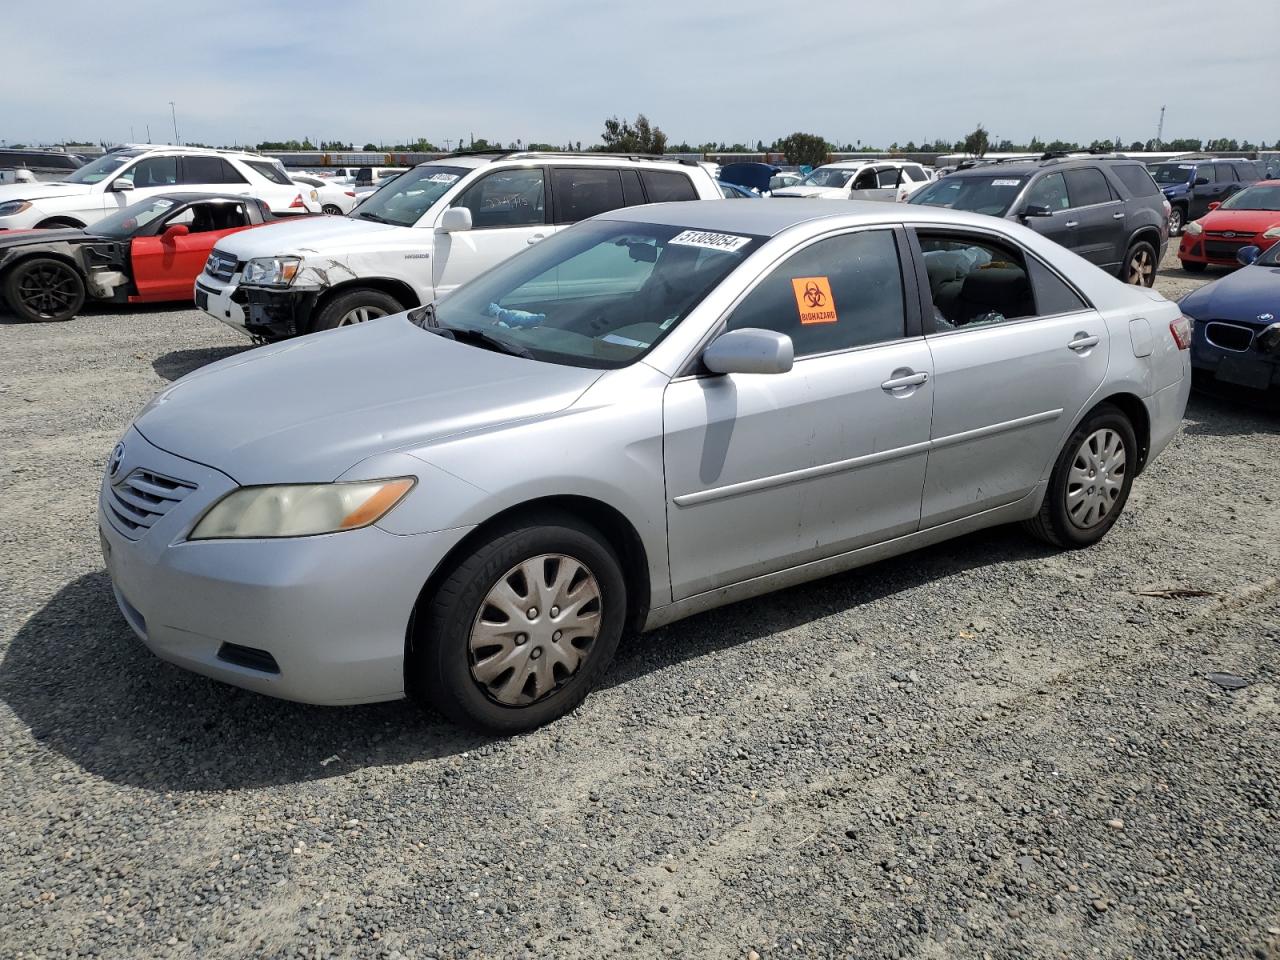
(600, 113, 667, 154)
(778, 131, 830, 168)
(962, 124, 990, 157)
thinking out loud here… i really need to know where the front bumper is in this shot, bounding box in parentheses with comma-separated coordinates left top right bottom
(1179, 235, 1276, 267)
(98, 427, 473, 705)
(195, 271, 250, 336)
(242, 285, 320, 340)
(1189, 317, 1280, 392)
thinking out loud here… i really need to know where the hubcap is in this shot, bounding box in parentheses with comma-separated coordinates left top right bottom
(337, 305, 389, 326)
(1066, 428, 1127, 530)
(1169, 211, 1182, 233)
(1127, 248, 1154, 285)
(468, 554, 602, 706)
(17, 263, 78, 317)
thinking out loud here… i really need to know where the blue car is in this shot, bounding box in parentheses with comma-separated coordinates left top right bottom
(1181, 242, 1280, 396)
(1149, 158, 1260, 237)
(717, 180, 760, 199)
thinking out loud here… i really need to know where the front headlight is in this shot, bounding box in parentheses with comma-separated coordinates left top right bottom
(242, 256, 301, 286)
(190, 478, 415, 540)
(1184, 221, 1203, 236)
(0, 200, 32, 217)
(1263, 226, 1280, 239)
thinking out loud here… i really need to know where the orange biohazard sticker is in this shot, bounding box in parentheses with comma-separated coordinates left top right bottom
(791, 276, 837, 325)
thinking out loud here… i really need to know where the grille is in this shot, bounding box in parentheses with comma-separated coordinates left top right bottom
(107, 468, 197, 539)
(1204, 240, 1248, 260)
(1206, 230, 1256, 240)
(205, 249, 239, 283)
(1205, 322, 1254, 352)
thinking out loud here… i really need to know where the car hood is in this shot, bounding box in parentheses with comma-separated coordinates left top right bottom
(1161, 183, 1189, 195)
(0, 181, 94, 202)
(134, 315, 603, 484)
(1195, 209, 1280, 234)
(0, 227, 90, 250)
(208, 214, 420, 259)
(771, 186, 846, 199)
(1180, 263, 1280, 323)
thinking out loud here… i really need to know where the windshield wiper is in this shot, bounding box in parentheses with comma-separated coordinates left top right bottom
(442, 328, 534, 359)
(356, 210, 391, 224)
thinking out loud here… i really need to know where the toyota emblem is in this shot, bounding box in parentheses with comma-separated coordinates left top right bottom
(108, 442, 125, 478)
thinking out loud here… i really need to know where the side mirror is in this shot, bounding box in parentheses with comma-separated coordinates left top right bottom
(1019, 203, 1053, 219)
(439, 207, 472, 233)
(111, 179, 134, 192)
(1207, 201, 1221, 212)
(161, 224, 189, 243)
(702, 328, 794, 376)
(1194, 177, 1210, 186)
(1236, 245, 1261, 266)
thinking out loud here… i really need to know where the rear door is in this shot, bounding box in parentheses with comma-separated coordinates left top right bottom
(663, 227, 933, 599)
(432, 166, 551, 296)
(179, 156, 249, 196)
(1062, 167, 1126, 270)
(911, 227, 1108, 527)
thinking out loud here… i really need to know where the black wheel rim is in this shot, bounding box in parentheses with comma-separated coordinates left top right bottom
(17, 264, 78, 317)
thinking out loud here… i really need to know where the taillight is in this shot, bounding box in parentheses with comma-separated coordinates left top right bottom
(289, 193, 305, 209)
(1162, 198, 1171, 217)
(345, 191, 355, 197)
(1169, 315, 1192, 350)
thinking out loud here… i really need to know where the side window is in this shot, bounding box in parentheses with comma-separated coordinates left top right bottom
(639, 170, 697, 202)
(453, 168, 547, 229)
(1218, 163, 1240, 183)
(183, 156, 247, 184)
(1025, 172, 1069, 210)
(620, 169, 645, 206)
(724, 230, 906, 358)
(876, 168, 902, 188)
(550, 168, 626, 223)
(916, 232, 1037, 331)
(1026, 257, 1089, 316)
(906, 164, 928, 182)
(243, 160, 293, 185)
(120, 156, 178, 188)
(851, 168, 878, 190)
(1195, 164, 1216, 184)
(1064, 168, 1114, 207)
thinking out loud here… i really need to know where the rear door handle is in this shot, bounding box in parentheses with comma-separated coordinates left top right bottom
(527, 234, 546, 245)
(881, 370, 929, 392)
(1112, 211, 1126, 219)
(1068, 334, 1100, 352)
(1064, 220, 1079, 228)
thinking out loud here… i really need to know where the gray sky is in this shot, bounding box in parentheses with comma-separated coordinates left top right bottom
(2, 0, 1275, 149)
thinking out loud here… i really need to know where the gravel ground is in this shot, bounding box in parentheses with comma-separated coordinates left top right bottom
(1, 245, 1278, 960)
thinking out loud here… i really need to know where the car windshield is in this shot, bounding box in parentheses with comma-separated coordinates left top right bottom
(798, 168, 854, 188)
(63, 151, 140, 185)
(908, 174, 1027, 216)
(1219, 184, 1280, 211)
(1258, 242, 1280, 267)
(1150, 164, 1195, 185)
(89, 196, 185, 237)
(418, 219, 763, 369)
(350, 164, 468, 226)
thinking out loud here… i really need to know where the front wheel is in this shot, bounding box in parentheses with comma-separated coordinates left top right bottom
(1167, 207, 1185, 236)
(2, 257, 86, 322)
(1123, 240, 1157, 286)
(1181, 260, 1207, 274)
(411, 513, 626, 734)
(309, 287, 403, 332)
(1023, 404, 1137, 549)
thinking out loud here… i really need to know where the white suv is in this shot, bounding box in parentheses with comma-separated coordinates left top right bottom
(194, 152, 722, 339)
(771, 159, 932, 202)
(0, 145, 320, 230)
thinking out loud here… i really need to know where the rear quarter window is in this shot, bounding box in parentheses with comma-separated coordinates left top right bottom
(640, 170, 698, 202)
(244, 160, 293, 185)
(1110, 164, 1160, 198)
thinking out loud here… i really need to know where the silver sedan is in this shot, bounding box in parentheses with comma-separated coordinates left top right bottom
(99, 200, 1192, 732)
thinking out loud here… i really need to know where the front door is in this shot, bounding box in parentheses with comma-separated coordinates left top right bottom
(131, 201, 251, 301)
(1188, 164, 1218, 219)
(662, 228, 933, 600)
(912, 228, 1109, 527)
(432, 167, 553, 297)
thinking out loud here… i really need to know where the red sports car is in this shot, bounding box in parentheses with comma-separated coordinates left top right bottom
(0, 193, 303, 322)
(1180, 179, 1280, 273)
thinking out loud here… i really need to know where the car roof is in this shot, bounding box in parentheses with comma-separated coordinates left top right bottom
(600, 198, 1011, 237)
(142, 192, 263, 205)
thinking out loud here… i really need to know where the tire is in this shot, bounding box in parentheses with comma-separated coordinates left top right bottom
(1167, 206, 1185, 236)
(321, 204, 344, 216)
(1023, 403, 1137, 549)
(1122, 239, 1157, 287)
(309, 287, 403, 332)
(411, 512, 627, 734)
(34, 217, 86, 229)
(1181, 260, 1207, 274)
(2, 257, 86, 322)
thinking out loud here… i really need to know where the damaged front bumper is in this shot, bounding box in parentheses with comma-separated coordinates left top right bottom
(242, 285, 321, 340)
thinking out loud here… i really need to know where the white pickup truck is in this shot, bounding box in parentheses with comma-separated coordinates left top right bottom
(194, 152, 723, 339)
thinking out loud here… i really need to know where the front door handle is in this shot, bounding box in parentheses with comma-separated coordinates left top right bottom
(1068, 333, 1100, 352)
(1112, 211, 1126, 219)
(881, 370, 929, 392)
(1064, 220, 1079, 228)
(527, 234, 546, 245)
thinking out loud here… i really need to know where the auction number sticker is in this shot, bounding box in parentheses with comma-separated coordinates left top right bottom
(991, 179, 1021, 186)
(668, 230, 751, 252)
(427, 173, 459, 183)
(791, 276, 838, 325)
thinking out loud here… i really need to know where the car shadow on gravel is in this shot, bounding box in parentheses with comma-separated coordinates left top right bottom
(0, 571, 485, 793)
(1183, 389, 1280, 433)
(153, 345, 256, 381)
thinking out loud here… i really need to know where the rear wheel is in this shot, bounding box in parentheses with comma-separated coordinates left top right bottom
(1167, 206, 1185, 236)
(321, 204, 344, 216)
(1123, 240, 1157, 286)
(2, 257, 86, 322)
(1181, 260, 1207, 274)
(1024, 403, 1136, 549)
(410, 512, 626, 734)
(309, 287, 403, 332)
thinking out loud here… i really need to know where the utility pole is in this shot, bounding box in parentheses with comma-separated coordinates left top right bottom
(1155, 105, 1165, 149)
(169, 101, 180, 145)
(146, 124, 151, 144)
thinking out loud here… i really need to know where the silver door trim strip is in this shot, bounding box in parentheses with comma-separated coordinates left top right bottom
(672, 408, 1063, 507)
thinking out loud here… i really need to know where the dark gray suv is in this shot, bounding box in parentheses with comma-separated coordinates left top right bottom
(909, 156, 1170, 287)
